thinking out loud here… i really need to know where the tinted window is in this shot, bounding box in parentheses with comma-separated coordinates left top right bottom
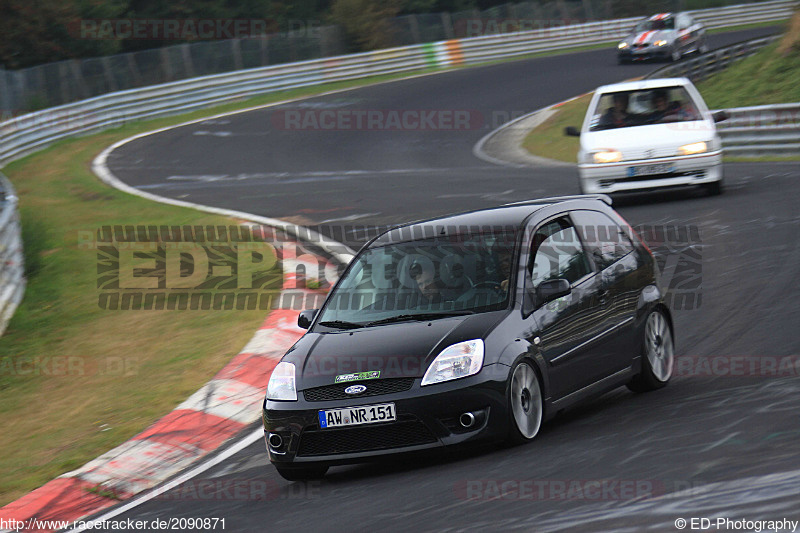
(317, 230, 518, 324)
(572, 210, 634, 270)
(634, 17, 675, 32)
(589, 86, 701, 131)
(530, 218, 591, 286)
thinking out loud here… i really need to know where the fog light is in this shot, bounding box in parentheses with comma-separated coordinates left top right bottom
(268, 433, 283, 449)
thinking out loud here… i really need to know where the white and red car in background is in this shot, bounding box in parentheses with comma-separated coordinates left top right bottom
(617, 12, 708, 63)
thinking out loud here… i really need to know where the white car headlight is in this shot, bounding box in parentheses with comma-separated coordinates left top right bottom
(618, 42, 628, 49)
(267, 361, 297, 401)
(655, 40, 668, 47)
(592, 150, 623, 164)
(421, 339, 484, 386)
(679, 141, 707, 155)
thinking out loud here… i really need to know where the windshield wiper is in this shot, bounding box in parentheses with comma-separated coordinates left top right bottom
(318, 320, 365, 330)
(366, 311, 474, 327)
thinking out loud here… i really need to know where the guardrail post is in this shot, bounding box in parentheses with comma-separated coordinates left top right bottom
(0, 173, 25, 337)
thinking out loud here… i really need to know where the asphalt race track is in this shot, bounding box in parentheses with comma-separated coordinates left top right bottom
(95, 26, 800, 532)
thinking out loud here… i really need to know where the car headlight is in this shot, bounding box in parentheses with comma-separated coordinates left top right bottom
(267, 361, 297, 401)
(654, 40, 668, 47)
(592, 150, 623, 164)
(679, 141, 707, 155)
(421, 339, 484, 386)
(618, 42, 628, 49)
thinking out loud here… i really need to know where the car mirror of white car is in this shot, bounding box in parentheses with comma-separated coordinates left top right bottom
(564, 126, 581, 137)
(712, 110, 730, 123)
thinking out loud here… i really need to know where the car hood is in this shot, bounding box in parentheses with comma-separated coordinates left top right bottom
(625, 29, 675, 45)
(283, 313, 506, 388)
(581, 123, 714, 155)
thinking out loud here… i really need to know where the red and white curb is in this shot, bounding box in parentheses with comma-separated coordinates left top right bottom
(0, 236, 339, 532)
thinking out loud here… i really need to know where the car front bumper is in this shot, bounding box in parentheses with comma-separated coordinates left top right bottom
(578, 151, 722, 194)
(263, 363, 510, 465)
(618, 46, 673, 61)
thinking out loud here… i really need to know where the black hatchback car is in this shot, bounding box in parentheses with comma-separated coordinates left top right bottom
(263, 195, 675, 480)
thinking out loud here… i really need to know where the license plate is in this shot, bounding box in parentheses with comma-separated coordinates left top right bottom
(627, 163, 675, 177)
(318, 403, 396, 429)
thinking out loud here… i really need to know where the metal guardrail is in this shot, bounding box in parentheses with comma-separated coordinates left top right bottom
(714, 103, 800, 156)
(0, 1, 795, 334)
(646, 34, 781, 81)
(0, 173, 25, 336)
(647, 35, 800, 157)
(0, 0, 795, 166)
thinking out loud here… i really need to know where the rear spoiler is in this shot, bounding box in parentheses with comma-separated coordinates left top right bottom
(503, 194, 612, 207)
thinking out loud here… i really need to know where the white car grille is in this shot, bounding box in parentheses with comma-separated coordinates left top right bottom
(622, 147, 678, 161)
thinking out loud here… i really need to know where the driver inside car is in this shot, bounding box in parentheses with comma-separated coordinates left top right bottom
(649, 90, 671, 122)
(599, 93, 631, 129)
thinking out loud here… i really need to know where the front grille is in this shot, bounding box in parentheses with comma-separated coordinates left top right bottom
(303, 377, 415, 402)
(600, 169, 706, 186)
(622, 147, 677, 160)
(297, 418, 438, 457)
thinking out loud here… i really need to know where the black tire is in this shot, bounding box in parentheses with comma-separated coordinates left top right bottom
(275, 464, 329, 481)
(628, 308, 674, 393)
(703, 180, 722, 196)
(670, 48, 681, 62)
(506, 360, 544, 444)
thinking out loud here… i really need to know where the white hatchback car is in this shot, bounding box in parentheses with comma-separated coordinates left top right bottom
(566, 78, 727, 195)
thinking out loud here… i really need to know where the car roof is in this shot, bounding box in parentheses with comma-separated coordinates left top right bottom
(371, 195, 612, 245)
(594, 77, 691, 94)
(648, 12, 674, 20)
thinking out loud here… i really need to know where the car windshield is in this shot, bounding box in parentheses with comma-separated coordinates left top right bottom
(634, 17, 674, 32)
(588, 86, 702, 131)
(316, 230, 519, 326)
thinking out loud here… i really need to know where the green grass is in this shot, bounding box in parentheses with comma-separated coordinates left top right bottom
(522, 94, 593, 163)
(695, 28, 800, 107)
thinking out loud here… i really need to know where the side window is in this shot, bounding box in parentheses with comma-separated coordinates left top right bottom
(571, 210, 634, 271)
(529, 217, 592, 287)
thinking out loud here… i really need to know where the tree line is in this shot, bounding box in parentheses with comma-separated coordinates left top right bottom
(1, 0, 488, 69)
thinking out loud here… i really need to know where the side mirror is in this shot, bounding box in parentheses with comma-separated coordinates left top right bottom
(536, 279, 571, 305)
(712, 110, 729, 123)
(297, 309, 318, 329)
(564, 126, 581, 137)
